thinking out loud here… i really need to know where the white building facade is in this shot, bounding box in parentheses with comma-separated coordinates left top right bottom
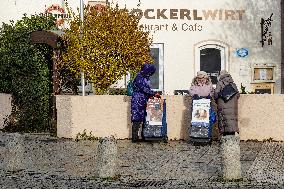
(1, 0, 282, 94)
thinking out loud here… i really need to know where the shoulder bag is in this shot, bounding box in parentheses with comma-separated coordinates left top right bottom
(218, 82, 238, 102)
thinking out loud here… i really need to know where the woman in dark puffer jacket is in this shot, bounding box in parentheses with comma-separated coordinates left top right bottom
(131, 63, 159, 142)
(214, 70, 240, 136)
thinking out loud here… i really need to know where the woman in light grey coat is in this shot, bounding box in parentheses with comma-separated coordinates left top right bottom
(189, 71, 219, 141)
(214, 70, 240, 135)
(189, 71, 214, 98)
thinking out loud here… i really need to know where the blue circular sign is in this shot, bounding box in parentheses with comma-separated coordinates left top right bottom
(236, 48, 249, 58)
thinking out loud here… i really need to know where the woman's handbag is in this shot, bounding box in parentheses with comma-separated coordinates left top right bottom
(219, 83, 238, 102)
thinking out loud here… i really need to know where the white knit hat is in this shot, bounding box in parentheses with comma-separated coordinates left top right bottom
(196, 71, 208, 78)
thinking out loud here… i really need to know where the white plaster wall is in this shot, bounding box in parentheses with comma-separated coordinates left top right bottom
(0, 0, 89, 28)
(114, 0, 281, 94)
(0, 0, 281, 94)
(56, 95, 132, 138)
(56, 95, 284, 141)
(0, 93, 12, 129)
(238, 94, 284, 141)
(56, 95, 73, 138)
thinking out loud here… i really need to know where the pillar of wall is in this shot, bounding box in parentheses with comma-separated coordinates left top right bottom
(0, 93, 12, 129)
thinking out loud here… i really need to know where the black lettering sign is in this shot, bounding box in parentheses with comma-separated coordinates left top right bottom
(260, 13, 273, 47)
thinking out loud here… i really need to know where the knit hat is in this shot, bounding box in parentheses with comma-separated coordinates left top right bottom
(196, 71, 208, 78)
(220, 70, 229, 76)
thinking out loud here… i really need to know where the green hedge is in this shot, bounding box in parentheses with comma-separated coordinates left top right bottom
(0, 14, 56, 132)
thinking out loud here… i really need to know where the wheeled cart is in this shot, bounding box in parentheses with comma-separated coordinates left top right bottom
(189, 96, 216, 145)
(143, 98, 167, 142)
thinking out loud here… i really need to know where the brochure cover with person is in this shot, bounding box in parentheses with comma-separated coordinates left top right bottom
(145, 98, 164, 126)
(191, 98, 210, 126)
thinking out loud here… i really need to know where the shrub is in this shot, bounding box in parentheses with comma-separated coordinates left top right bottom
(0, 14, 56, 132)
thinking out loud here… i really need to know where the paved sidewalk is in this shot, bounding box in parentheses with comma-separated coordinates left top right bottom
(0, 133, 283, 188)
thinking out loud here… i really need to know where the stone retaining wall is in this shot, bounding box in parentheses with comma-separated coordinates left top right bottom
(56, 94, 284, 141)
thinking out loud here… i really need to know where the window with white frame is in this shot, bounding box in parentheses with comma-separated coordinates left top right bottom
(149, 43, 164, 93)
(108, 43, 164, 92)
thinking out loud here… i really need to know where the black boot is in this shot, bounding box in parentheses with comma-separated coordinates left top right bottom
(132, 122, 140, 143)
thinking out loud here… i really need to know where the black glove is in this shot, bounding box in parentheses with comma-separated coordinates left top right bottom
(193, 94, 199, 99)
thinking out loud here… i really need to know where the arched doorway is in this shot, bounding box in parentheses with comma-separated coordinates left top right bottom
(194, 40, 229, 85)
(30, 30, 63, 133)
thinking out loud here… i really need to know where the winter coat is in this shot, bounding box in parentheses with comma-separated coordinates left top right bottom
(189, 84, 214, 97)
(131, 64, 156, 122)
(214, 73, 240, 133)
(188, 78, 219, 140)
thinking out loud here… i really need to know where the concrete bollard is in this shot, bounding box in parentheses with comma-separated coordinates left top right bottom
(221, 135, 242, 180)
(3, 133, 24, 171)
(96, 137, 117, 178)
